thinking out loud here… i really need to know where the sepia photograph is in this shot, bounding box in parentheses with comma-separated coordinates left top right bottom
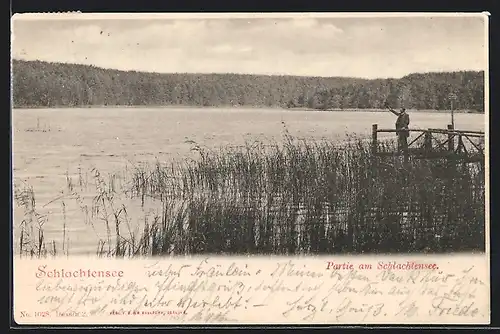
(10, 12, 490, 325)
(12, 13, 487, 258)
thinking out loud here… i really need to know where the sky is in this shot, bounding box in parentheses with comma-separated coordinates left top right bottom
(11, 13, 488, 79)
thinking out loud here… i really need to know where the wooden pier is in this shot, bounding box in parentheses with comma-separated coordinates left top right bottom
(371, 124, 485, 163)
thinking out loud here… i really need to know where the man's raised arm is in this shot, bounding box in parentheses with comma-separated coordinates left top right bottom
(384, 101, 400, 116)
(388, 107, 400, 116)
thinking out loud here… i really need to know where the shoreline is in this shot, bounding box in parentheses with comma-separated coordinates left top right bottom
(12, 105, 484, 114)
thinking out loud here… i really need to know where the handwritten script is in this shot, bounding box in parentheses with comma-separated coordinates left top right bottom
(14, 255, 489, 324)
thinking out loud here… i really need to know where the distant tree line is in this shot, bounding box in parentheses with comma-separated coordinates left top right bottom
(312, 72, 484, 111)
(12, 60, 484, 112)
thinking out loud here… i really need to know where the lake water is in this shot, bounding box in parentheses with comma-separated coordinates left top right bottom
(12, 107, 486, 256)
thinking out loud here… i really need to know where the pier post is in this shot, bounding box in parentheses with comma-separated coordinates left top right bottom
(447, 124, 454, 152)
(371, 124, 379, 181)
(424, 131, 432, 153)
(372, 124, 378, 155)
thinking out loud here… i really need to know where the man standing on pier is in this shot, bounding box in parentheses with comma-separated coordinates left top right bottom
(386, 104, 410, 152)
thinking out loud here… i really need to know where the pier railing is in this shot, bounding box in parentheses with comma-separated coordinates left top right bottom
(371, 124, 485, 162)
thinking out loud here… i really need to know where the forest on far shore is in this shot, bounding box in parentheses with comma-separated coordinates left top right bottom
(12, 59, 485, 112)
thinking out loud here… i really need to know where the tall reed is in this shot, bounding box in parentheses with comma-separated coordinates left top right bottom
(14, 182, 51, 257)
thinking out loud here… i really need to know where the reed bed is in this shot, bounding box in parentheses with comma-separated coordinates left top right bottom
(14, 182, 55, 257)
(14, 133, 485, 258)
(123, 133, 485, 256)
